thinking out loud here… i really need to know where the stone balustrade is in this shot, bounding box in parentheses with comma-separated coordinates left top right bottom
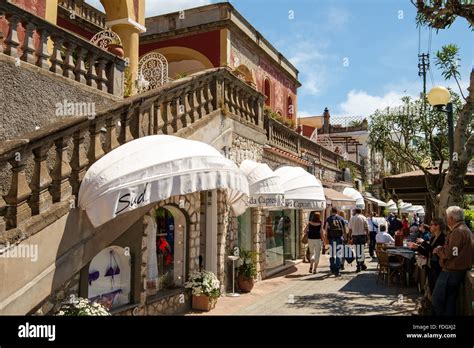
(58, 0, 106, 28)
(265, 115, 362, 174)
(0, 1, 124, 96)
(0, 68, 265, 235)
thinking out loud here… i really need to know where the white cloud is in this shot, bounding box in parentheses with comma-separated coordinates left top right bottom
(85, 0, 213, 17)
(325, 7, 350, 30)
(335, 90, 410, 118)
(288, 41, 329, 96)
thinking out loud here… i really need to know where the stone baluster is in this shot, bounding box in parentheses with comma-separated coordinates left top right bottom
(160, 99, 173, 134)
(4, 14, 21, 57)
(96, 57, 108, 93)
(197, 84, 206, 117)
(235, 89, 242, 117)
(204, 81, 214, 114)
(229, 84, 236, 115)
(88, 121, 105, 164)
(3, 154, 32, 229)
(20, 21, 37, 64)
(190, 87, 200, 122)
(153, 100, 164, 134)
(49, 35, 64, 75)
(86, 52, 99, 89)
(29, 144, 53, 215)
(183, 90, 192, 126)
(74, 47, 88, 84)
(50, 137, 73, 203)
(70, 129, 89, 198)
(63, 42, 77, 79)
(118, 109, 134, 144)
(104, 116, 120, 152)
(36, 28, 50, 69)
(171, 96, 182, 132)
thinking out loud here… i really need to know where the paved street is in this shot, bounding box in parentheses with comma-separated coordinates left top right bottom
(191, 250, 419, 316)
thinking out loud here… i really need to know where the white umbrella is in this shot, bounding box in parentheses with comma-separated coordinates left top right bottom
(79, 135, 249, 227)
(239, 160, 285, 208)
(274, 166, 326, 210)
(343, 187, 365, 209)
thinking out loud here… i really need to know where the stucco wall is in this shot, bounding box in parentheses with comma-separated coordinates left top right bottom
(0, 54, 119, 141)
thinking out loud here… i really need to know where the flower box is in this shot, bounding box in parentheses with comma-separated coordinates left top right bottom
(192, 295, 216, 311)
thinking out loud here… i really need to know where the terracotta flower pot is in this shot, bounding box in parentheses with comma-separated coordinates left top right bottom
(237, 274, 254, 293)
(107, 43, 124, 58)
(192, 295, 216, 311)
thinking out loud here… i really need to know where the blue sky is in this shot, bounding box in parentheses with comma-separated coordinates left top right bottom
(87, 0, 472, 118)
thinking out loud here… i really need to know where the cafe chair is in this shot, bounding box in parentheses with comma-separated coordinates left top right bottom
(375, 249, 403, 286)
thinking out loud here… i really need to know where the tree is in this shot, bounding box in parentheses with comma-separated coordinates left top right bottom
(413, 1, 473, 217)
(369, 89, 463, 217)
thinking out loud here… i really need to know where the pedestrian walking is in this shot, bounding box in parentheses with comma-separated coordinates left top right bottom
(368, 212, 379, 258)
(348, 208, 369, 272)
(324, 207, 346, 277)
(432, 206, 473, 315)
(338, 210, 349, 270)
(305, 212, 323, 274)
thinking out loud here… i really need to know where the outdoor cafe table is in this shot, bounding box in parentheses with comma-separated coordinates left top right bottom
(385, 247, 416, 286)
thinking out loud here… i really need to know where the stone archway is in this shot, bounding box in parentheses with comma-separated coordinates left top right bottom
(152, 46, 214, 79)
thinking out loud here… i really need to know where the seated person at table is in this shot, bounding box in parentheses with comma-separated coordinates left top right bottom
(410, 218, 446, 294)
(376, 225, 395, 244)
(417, 223, 431, 242)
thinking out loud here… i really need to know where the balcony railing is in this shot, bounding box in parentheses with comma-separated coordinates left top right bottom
(58, 0, 106, 29)
(0, 67, 265, 234)
(0, 1, 124, 96)
(265, 115, 362, 174)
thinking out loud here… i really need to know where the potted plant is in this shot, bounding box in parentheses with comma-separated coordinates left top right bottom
(237, 249, 257, 293)
(184, 270, 221, 311)
(107, 38, 124, 58)
(55, 295, 111, 316)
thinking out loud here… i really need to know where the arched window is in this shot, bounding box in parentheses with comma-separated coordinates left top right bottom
(287, 96, 294, 119)
(146, 206, 186, 294)
(88, 246, 131, 310)
(264, 78, 271, 106)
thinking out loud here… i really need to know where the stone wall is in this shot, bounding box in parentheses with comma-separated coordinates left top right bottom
(0, 54, 119, 142)
(262, 150, 305, 170)
(251, 207, 266, 280)
(228, 134, 264, 165)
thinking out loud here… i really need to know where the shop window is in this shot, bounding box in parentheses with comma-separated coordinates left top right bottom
(146, 207, 186, 293)
(88, 246, 131, 310)
(265, 210, 298, 271)
(238, 209, 252, 252)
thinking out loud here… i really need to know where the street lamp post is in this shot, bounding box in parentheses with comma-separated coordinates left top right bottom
(427, 86, 454, 166)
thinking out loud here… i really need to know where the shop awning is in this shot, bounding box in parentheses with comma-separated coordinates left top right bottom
(342, 187, 365, 209)
(364, 194, 387, 207)
(324, 188, 356, 208)
(239, 160, 284, 207)
(274, 166, 326, 210)
(78, 135, 249, 227)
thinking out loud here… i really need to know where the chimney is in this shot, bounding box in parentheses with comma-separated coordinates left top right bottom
(323, 107, 330, 134)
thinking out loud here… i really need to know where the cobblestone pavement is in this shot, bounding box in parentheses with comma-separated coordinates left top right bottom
(189, 250, 420, 316)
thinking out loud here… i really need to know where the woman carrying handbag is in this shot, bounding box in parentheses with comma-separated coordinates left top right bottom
(305, 212, 324, 274)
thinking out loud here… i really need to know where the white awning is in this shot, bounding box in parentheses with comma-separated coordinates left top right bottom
(274, 166, 326, 210)
(412, 205, 425, 214)
(239, 160, 284, 207)
(364, 195, 387, 207)
(324, 188, 356, 208)
(78, 135, 249, 227)
(343, 187, 365, 209)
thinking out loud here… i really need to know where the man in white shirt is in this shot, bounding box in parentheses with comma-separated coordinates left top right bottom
(348, 209, 369, 272)
(376, 225, 395, 244)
